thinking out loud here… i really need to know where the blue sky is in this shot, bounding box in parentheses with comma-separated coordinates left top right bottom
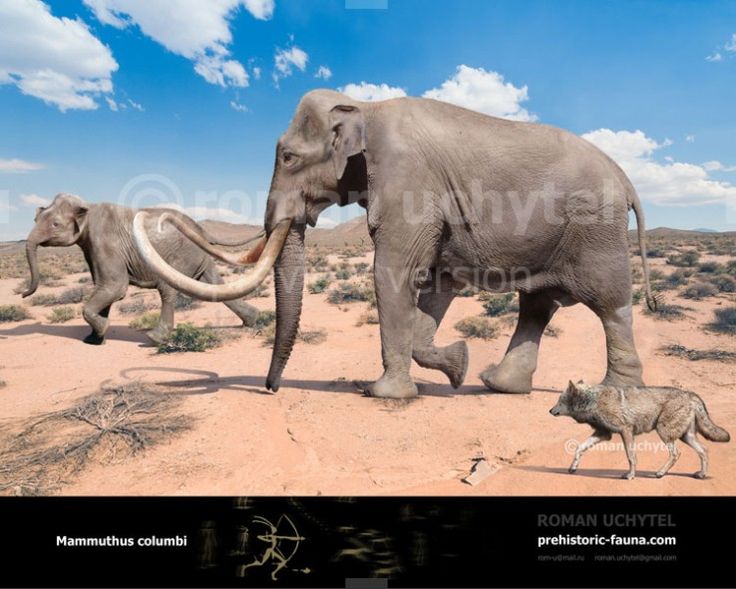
(1, 0, 735, 240)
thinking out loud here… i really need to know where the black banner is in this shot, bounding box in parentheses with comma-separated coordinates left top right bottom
(0, 497, 733, 587)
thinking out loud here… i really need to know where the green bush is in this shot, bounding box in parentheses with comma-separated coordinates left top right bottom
(665, 269, 692, 287)
(667, 250, 700, 267)
(308, 277, 331, 294)
(454, 316, 497, 340)
(698, 262, 725, 274)
(55, 287, 88, 305)
(30, 293, 58, 306)
(631, 289, 644, 305)
(0, 305, 30, 323)
(327, 282, 374, 305)
(47, 306, 75, 324)
(709, 307, 736, 336)
(648, 269, 665, 281)
(644, 303, 687, 321)
(119, 298, 156, 315)
(354, 262, 370, 275)
(482, 293, 518, 317)
(157, 323, 221, 353)
(709, 275, 736, 293)
(681, 282, 718, 300)
(129, 311, 160, 331)
(255, 310, 276, 329)
(456, 286, 477, 297)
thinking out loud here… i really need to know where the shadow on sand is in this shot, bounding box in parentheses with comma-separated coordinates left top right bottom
(117, 366, 563, 398)
(0, 322, 151, 344)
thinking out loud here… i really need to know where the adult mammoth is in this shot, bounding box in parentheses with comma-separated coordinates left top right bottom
(134, 90, 655, 398)
(23, 193, 262, 344)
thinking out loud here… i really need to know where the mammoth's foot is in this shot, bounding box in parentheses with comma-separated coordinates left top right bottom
(480, 362, 533, 394)
(83, 331, 105, 346)
(146, 326, 172, 345)
(365, 373, 418, 399)
(413, 340, 469, 389)
(438, 341, 469, 389)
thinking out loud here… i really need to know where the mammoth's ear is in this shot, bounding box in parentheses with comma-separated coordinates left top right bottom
(73, 204, 89, 237)
(328, 104, 365, 181)
(34, 206, 46, 222)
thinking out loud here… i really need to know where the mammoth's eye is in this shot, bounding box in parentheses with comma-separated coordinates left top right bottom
(282, 150, 297, 165)
(51, 221, 60, 228)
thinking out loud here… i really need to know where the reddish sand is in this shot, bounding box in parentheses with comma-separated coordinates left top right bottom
(1, 253, 734, 496)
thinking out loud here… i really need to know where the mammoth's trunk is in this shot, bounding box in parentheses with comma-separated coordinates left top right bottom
(265, 225, 305, 392)
(22, 230, 43, 298)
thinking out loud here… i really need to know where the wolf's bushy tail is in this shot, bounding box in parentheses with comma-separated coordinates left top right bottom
(695, 400, 731, 442)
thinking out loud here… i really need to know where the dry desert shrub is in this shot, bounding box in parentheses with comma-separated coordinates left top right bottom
(47, 306, 75, 324)
(119, 297, 157, 315)
(661, 344, 736, 363)
(709, 307, 736, 336)
(128, 311, 160, 331)
(0, 305, 30, 323)
(454, 316, 497, 340)
(0, 383, 194, 496)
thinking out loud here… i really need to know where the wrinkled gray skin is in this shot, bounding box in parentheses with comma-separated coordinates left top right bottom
(260, 90, 655, 398)
(23, 193, 258, 344)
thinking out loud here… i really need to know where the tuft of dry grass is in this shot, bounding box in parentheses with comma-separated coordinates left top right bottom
(47, 306, 75, 324)
(0, 383, 193, 496)
(454, 316, 497, 340)
(661, 344, 736, 363)
(128, 311, 160, 331)
(0, 305, 31, 323)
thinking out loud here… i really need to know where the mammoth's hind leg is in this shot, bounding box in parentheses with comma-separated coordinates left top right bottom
(82, 282, 127, 345)
(412, 271, 468, 389)
(147, 284, 176, 344)
(597, 305, 644, 387)
(480, 290, 558, 394)
(201, 264, 259, 327)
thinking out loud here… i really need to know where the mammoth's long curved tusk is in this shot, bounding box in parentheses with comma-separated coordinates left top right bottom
(156, 211, 266, 266)
(133, 211, 291, 302)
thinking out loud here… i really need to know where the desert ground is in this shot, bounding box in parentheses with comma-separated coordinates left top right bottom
(0, 219, 734, 496)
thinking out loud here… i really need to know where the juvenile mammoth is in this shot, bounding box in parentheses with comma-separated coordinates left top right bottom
(23, 193, 261, 344)
(135, 90, 655, 398)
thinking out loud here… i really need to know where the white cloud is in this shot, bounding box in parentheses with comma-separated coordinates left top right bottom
(230, 100, 248, 112)
(105, 96, 119, 111)
(685, 134, 695, 143)
(726, 33, 736, 52)
(21, 193, 51, 207)
(154, 202, 254, 224)
(0, 0, 117, 111)
(582, 128, 736, 207)
(252, 66, 262, 80)
(127, 98, 144, 111)
(82, 0, 272, 88)
(315, 65, 332, 80)
(706, 52, 723, 62)
(339, 82, 407, 102)
(703, 160, 736, 173)
(0, 159, 45, 174)
(422, 65, 536, 122)
(273, 45, 308, 82)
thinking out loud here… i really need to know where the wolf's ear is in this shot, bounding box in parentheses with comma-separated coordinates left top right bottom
(566, 380, 577, 393)
(576, 379, 585, 385)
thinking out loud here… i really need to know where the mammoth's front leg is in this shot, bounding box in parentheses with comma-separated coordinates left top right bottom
(412, 271, 468, 389)
(147, 284, 176, 344)
(81, 282, 127, 345)
(367, 249, 420, 399)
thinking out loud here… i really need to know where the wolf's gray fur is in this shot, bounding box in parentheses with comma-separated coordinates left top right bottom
(550, 381, 730, 480)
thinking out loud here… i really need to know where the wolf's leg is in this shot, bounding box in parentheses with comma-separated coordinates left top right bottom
(597, 305, 644, 387)
(412, 271, 467, 389)
(201, 264, 259, 327)
(655, 442, 681, 478)
(620, 428, 637, 479)
(682, 429, 708, 479)
(569, 430, 611, 474)
(480, 290, 558, 394)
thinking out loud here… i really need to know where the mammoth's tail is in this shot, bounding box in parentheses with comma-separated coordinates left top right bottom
(630, 192, 657, 312)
